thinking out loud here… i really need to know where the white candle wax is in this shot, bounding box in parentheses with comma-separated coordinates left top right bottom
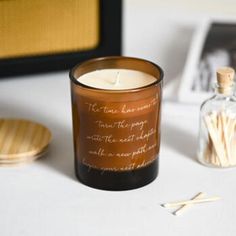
(77, 69, 157, 90)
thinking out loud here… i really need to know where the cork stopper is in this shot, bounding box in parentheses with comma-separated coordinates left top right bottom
(217, 67, 235, 86)
(216, 67, 235, 94)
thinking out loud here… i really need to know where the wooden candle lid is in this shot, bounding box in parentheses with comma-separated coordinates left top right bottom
(0, 148, 49, 167)
(0, 119, 51, 165)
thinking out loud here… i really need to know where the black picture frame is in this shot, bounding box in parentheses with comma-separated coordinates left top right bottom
(0, 0, 122, 77)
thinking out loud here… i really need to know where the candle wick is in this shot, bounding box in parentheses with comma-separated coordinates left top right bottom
(114, 71, 120, 86)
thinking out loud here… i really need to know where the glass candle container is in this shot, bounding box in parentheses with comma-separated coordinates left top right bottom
(70, 56, 163, 190)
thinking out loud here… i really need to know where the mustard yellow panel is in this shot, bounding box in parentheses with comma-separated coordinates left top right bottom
(0, 0, 99, 59)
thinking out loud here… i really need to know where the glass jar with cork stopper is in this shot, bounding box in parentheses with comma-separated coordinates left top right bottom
(198, 67, 236, 168)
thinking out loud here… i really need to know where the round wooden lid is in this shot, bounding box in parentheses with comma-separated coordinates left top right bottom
(0, 147, 49, 167)
(0, 119, 52, 160)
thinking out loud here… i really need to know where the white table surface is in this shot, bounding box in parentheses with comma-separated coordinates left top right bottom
(1, 1, 236, 236)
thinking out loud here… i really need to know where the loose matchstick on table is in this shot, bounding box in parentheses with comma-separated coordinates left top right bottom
(162, 196, 221, 209)
(173, 192, 205, 216)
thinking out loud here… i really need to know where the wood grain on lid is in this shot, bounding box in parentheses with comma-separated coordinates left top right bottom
(0, 147, 49, 166)
(0, 119, 51, 159)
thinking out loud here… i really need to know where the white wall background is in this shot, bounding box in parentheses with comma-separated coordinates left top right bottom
(123, 0, 236, 84)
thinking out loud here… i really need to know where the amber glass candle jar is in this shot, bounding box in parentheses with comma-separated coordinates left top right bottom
(70, 56, 163, 190)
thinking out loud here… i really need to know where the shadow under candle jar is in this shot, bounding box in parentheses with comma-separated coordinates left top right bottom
(70, 56, 163, 190)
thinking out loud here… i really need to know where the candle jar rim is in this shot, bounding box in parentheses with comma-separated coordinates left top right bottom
(69, 56, 164, 93)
